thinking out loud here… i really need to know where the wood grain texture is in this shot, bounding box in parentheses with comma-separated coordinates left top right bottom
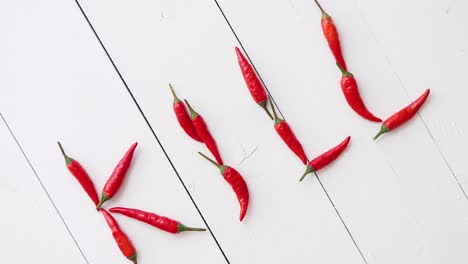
(0, 0, 225, 263)
(213, 0, 468, 263)
(0, 117, 85, 264)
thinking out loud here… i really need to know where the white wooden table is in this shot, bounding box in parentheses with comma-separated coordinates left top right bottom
(2, 0, 468, 263)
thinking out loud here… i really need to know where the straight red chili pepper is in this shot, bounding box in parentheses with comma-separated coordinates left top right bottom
(101, 209, 137, 264)
(235, 46, 273, 120)
(57, 142, 99, 206)
(314, 0, 347, 71)
(300, 136, 351, 181)
(97, 142, 138, 210)
(270, 98, 308, 165)
(109, 207, 206, 234)
(374, 89, 430, 140)
(169, 84, 203, 143)
(198, 152, 249, 222)
(184, 99, 224, 165)
(337, 63, 382, 122)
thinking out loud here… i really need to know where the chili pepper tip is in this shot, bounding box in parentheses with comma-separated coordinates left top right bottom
(184, 99, 199, 119)
(299, 165, 314, 182)
(336, 62, 352, 76)
(96, 193, 110, 210)
(259, 100, 273, 120)
(198, 152, 221, 168)
(373, 124, 390, 140)
(269, 96, 283, 124)
(178, 223, 207, 233)
(128, 254, 137, 264)
(169, 83, 180, 103)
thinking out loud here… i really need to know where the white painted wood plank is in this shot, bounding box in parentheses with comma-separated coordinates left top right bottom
(213, 0, 468, 263)
(76, 0, 365, 263)
(0, 116, 85, 264)
(356, 0, 468, 192)
(0, 1, 225, 263)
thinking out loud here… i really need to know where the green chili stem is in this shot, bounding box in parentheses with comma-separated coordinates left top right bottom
(169, 83, 180, 103)
(269, 95, 283, 125)
(198, 152, 220, 169)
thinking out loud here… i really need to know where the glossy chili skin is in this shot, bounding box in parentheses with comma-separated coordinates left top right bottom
(97, 142, 138, 209)
(300, 136, 351, 181)
(199, 152, 249, 221)
(374, 89, 430, 140)
(322, 13, 347, 71)
(235, 47, 272, 119)
(270, 98, 308, 165)
(169, 84, 203, 142)
(109, 207, 206, 234)
(57, 142, 99, 206)
(101, 209, 137, 264)
(337, 63, 381, 122)
(184, 100, 224, 165)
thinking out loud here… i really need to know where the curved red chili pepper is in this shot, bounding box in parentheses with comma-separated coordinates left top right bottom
(57, 142, 99, 206)
(97, 142, 138, 210)
(374, 89, 430, 140)
(184, 100, 224, 165)
(169, 84, 203, 143)
(314, 0, 347, 71)
(337, 63, 381, 122)
(270, 98, 308, 165)
(101, 209, 137, 264)
(235, 47, 273, 119)
(198, 152, 249, 222)
(109, 207, 206, 234)
(300, 136, 351, 181)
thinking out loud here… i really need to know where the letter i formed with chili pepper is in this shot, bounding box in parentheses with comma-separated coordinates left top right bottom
(337, 63, 382, 122)
(101, 209, 137, 264)
(235, 46, 273, 120)
(110, 207, 206, 234)
(374, 89, 430, 140)
(97, 142, 138, 210)
(57, 142, 99, 206)
(184, 99, 224, 165)
(313, 0, 347, 71)
(199, 152, 249, 221)
(300, 136, 351, 181)
(270, 98, 308, 165)
(169, 84, 203, 143)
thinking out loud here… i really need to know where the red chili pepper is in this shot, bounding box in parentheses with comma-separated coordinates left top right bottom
(184, 100, 224, 165)
(97, 142, 138, 210)
(198, 152, 249, 221)
(337, 63, 382, 122)
(374, 89, 430, 140)
(109, 207, 206, 234)
(57, 142, 99, 206)
(314, 0, 347, 71)
(270, 98, 308, 165)
(300, 136, 351, 181)
(235, 46, 273, 120)
(101, 209, 137, 264)
(169, 84, 203, 143)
